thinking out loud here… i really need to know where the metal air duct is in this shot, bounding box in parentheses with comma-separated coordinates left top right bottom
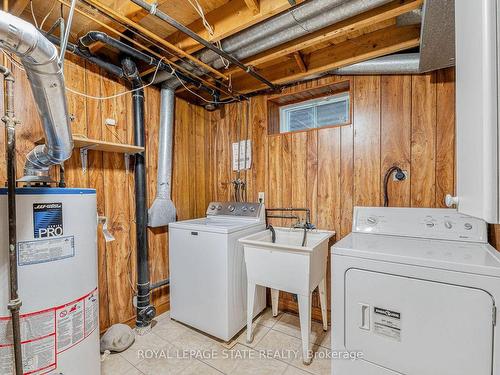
(148, 84, 177, 227)
(0, 11, 73, 182)
(157, 0, 395, 85)
(331, 53, 421, 75)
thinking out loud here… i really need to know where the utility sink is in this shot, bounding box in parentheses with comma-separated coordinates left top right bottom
(239, 227, 334, 253)
(239, 227, 335, 364)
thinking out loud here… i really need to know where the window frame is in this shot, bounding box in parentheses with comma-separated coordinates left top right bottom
(278, 91, 351, 134)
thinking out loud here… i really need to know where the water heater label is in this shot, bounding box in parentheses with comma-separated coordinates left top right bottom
(373, 307, 401, 342)
(56, 299, 84, 354)
(33, 202, 63, 239)
(18, 236, 75, 266)
(0, 288, 97, 374)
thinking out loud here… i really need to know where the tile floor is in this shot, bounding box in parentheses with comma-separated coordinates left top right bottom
(101, 308, 331, 375)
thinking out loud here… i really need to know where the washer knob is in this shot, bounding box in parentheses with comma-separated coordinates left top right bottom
(366, 217, 378, 225)
(217, 205, 222, 210)
(426, 222, 435, 228)
(444, 221, 453, 229)
(210, 205, 216, 210)
(228, 205, 235, 212)
(464, 223, 473, 230)
(249, 207, 256, 212)
(242, 206, 248, 212)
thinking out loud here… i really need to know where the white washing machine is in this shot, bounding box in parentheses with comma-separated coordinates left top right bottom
(331, 207, 500, 375)
(169, 202, 267, 341)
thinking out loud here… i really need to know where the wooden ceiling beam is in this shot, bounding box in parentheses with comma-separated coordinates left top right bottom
(167, 0, 301, 55)
(8, 0, 30, 15)
(243, 0, 260, 15)
(228, 24, 421, 94)
(83, 0, 228, 81)
(224, 0, 423, 75)
(293, 52, 307, 73)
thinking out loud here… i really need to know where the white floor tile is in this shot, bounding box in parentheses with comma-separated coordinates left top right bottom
(120, 330, 169, 365)
(101, 353, 136, 375)
(235, 322, 271, 348)
(134, 342, 193, 375)
(273, 313, 328, 347)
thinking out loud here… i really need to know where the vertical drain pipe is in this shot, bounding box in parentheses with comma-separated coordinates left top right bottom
(121, 58, 156, 327)
(1, 66, 23, 374)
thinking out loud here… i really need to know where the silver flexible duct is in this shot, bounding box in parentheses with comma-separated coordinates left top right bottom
(331, 53, 421, 75)
(0, 11, 73, 182)
(148, 84, 177, 227)
(156, 0, 394, 85)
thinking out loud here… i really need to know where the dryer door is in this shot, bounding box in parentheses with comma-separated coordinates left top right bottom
(345, 269, 494, 375)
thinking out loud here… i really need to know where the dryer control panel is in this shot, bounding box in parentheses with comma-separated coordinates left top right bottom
(353, 207, 488, 243)
(206, 202, 263, 218)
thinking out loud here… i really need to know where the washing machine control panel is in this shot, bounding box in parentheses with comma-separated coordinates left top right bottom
(207, 202, 263, 218)
(353, 207, 488, 243)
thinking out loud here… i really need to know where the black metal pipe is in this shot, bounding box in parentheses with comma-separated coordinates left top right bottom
(130, 0, 277, 91)
(150, 278, 170, 291)
(121, 58, 156, 327)
(45, 33, 125, 77)
(1, 66, 23, 375)
(78, 31, 223, 98)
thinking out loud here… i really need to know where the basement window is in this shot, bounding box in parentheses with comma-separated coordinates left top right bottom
(279, 93, 350, 133)
(267, 80, 351, 135)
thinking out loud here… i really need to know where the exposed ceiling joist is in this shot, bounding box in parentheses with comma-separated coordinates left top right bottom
(225, 0, 423, 74)
(293, 52, 307, 73)
(83, 0, 229, 81)
(229, 24, 421, 94)
(243, 0, 260, 15)
(7, 0, 30, 15)
(167, 0, 300, 54)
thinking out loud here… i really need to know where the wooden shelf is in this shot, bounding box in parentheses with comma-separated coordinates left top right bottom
(36, 135, 144, 154)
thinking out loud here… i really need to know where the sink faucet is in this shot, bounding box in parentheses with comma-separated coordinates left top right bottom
(267, 224, 276, 243)
(293, 220, 316, 247)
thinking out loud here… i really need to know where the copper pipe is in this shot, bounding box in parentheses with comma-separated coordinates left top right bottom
(54, 0, 239, 100)
(82, 0, 228, 81)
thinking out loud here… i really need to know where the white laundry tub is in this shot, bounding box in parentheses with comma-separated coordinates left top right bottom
(239, 227, 335, 364)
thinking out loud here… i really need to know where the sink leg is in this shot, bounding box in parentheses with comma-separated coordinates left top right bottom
(297, 293, 312, 365)
(271, 288, 280, 317)
(318, 277, 328, 331)
(246, 282, 256, 344)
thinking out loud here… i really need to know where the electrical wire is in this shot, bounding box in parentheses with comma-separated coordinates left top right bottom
(168, 61, 239, 104)
(1, 50, 25, 72)
(40, 0, 58, 29)
(186, 0, 230, 70)
(30, 0, 39, 28)
(66, 57, 165, 100)
(383, 165, 405, 207)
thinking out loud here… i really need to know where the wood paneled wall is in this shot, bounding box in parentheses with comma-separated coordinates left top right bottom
(5, 57, 498, 327)
(209, 69, 457, 316)
(0, 55, 171, 332)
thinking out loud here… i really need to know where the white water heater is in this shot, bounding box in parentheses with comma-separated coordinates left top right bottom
(0, 187, 100, 375)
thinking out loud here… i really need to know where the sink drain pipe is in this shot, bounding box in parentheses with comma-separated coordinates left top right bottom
(121, 58, 157, 327)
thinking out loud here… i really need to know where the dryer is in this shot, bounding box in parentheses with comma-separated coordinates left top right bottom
(331, 207, 500, 375)
(169, 202, 266, 341)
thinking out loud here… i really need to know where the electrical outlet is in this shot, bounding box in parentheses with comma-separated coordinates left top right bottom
(393, 170, 408, 181)
(258, 192, 265, 204)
